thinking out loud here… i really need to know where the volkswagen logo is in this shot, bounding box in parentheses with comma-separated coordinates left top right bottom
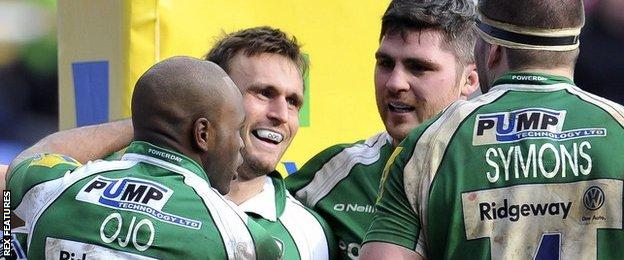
(583, 186, 605, 211)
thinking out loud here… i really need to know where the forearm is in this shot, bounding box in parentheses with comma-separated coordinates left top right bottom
(360, 242, 423, 260)
(9, 119, 133, 171)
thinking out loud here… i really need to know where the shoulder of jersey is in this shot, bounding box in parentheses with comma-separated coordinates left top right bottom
(290, 132, 392, 207)
(318, 131, 391, 164)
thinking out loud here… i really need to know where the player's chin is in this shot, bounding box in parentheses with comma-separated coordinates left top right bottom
(388, 122, 420, 142)
(248, 151, 280, 171)
(215, 184, 230, 195)
(260, 158, 279, 174)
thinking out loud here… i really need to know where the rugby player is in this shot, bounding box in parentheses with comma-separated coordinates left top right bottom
(6, 57, 282, 259)
(285, 0, 478, 259)
(206, 27, 335, 260)
(361, 0, 624, 259)
(4, 27, 335, 260)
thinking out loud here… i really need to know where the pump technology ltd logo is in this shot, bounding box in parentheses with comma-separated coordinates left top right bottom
(473, 108, 606, 145)
(76, 176, 202, 229)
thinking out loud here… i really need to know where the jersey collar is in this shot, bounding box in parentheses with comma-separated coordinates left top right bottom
(238, 171, 287, 222)
(121, 141, 209, 183)
(491, 72, 575, 92)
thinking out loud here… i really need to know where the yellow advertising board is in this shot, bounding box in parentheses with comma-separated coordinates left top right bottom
(59, 0, 389, 175)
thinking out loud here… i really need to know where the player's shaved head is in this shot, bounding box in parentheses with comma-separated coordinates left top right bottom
(131, 56, 245, 194)
(132, 56, 238, 144)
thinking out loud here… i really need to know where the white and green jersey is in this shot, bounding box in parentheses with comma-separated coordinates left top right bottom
(286, 132, 394, 259)
(364, 72, 624, 259)
(9, 227, 28, 259)
(8, 141, 281, 259)
(239, 172, 336, 260)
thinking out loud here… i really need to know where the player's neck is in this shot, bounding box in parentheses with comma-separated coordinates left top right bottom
(226, 175, 266, 205)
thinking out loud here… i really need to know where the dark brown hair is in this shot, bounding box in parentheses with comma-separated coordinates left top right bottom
(381, 0, 477, 65)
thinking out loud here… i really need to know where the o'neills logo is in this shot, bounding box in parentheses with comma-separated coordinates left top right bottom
(333, 203, 375, 213)
(479, 199, 571, 222)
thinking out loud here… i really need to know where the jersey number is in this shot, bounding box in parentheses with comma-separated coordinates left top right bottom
(534, 233, 560, 260)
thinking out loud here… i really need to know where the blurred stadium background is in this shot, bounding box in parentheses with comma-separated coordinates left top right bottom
(0, 0, 622, 167)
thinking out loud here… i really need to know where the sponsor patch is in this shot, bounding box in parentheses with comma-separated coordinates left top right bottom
(583, 186, 605, 211)
(472, 108, 606, 145)
(29, 154, 81, 168)
(76, 176, 202, 229)
(45, 237, 157, 260)
(461, 179, 622, 259)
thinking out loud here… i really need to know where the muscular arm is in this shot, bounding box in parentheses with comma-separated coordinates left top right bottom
(360, 242, 423, 260)
(6, 119, 133, 177)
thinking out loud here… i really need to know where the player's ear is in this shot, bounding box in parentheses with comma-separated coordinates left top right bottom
(460, 64, 479, 99)
(194, 118, 213, 152)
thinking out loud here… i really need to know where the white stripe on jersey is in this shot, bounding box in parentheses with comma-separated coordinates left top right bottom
(18, 160, 138, 249)
(296, 132, 390, 207)
(493, 82, 571, 92)
(402, 87, 509, 256)
(11, 226, 28, 260)
(415, 232, 426, 258)
(122, 153, 256, 260)
(281, 193, 329, 260)
(566, 85, 624, 127)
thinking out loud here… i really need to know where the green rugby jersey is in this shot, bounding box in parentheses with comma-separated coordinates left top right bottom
(8, 141, 281, 259)
(286, 132, 394, 259)
(364, 73, 624, 259)
(239, 171, 336, 260)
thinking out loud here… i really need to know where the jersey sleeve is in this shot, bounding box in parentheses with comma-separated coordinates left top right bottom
(103, 150, 125, 160)
(362, 143, 421, 252)
(8, 153, 82, 211)
(285, 142, 361, 206)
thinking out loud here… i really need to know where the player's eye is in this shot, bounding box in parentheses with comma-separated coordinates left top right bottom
(376, 58, 394, 70)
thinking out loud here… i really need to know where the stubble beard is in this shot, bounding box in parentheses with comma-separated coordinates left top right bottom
(237, 150, 275, 181)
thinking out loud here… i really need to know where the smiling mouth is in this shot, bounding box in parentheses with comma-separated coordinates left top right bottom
(252, 129, 284, 145)
(388, 102, 415, 113)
